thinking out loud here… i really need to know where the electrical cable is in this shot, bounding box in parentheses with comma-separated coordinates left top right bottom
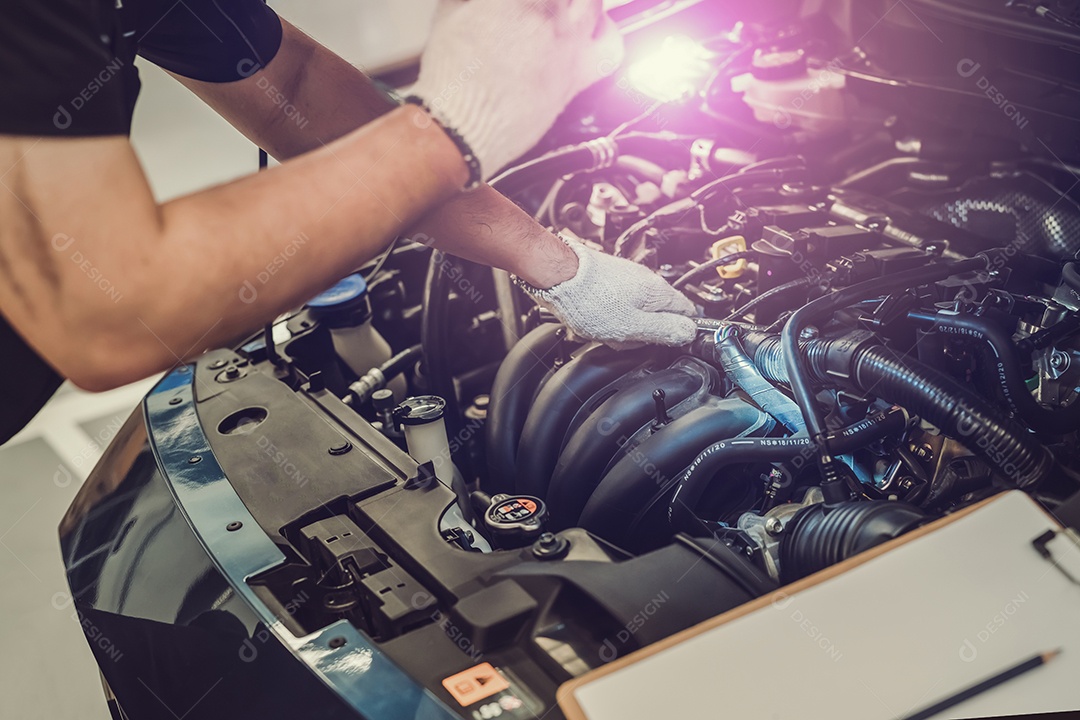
(363, 236, 399, 282)
(723, 276, 823, 322)
(672, 251, 757, 289)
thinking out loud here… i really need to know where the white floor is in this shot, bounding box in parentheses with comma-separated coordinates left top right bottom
(0, 2, 434, 716)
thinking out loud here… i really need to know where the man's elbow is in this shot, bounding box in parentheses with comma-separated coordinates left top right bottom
(51, 322, 169, 393)
(64, 359, 156, 393)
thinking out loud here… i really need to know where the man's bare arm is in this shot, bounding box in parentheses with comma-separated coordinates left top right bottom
(0, 104, 466, 391)
(175, 19, 580, 290)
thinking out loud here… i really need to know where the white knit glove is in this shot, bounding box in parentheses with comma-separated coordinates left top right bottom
(410, 0, 624, 179)
(517, 241, 699, 349)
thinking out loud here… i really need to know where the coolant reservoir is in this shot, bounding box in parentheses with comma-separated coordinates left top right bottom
(730, 49, 849, 133)
(395, 395, 454, 486)
(307, 273, 407, 398)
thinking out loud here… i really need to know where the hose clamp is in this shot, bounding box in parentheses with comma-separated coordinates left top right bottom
(583, 137, 618, 172)
(824, 330, 878, 383)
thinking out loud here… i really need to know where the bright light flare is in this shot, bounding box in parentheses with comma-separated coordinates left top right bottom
(626, 35, 713, 103)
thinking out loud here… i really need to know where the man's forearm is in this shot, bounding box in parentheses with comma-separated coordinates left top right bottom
(0, 105, 467, 390)
(178, 19, 579, 289)
(171, 20, 400, 159)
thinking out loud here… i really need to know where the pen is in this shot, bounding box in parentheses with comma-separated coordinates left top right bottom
(898, 649, 1061, 720)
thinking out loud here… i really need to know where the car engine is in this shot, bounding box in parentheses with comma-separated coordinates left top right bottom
(61, 0, 1080, 718)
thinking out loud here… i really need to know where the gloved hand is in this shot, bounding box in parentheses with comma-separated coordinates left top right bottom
(516, 240, 699, 349)
(410, 0, 624, 179)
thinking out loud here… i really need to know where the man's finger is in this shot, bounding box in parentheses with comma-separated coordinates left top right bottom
(584, 13, 625, 84)
(642, 284, 697, 316)
(432, 0, 470, 25)
(643, 312, 698, 347)
(568, 0, 605, 32)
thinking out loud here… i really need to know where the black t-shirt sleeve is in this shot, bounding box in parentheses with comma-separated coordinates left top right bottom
(135, 0, 283, 82)
(0, 0, 132, 136)
(0, 0, 283, 137)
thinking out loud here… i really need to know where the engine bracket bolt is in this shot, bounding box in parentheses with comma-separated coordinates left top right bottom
(532, 532, 570, 560)
(765, 517, 784, 536)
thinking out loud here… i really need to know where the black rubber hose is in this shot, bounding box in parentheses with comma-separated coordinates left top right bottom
(484, 324, 565, 495)
(851, 345, 1054, 486)
(780, 257, 988, 452)
(379, 344, 423, 381)
(746, 334, 1054, 487)
(668, 408, 909, 533)
(779, 500, 929, 582)
(909, 309, 1080, 435)
(515, 345, 653, 498)
(547, 366, 709, 529)
(421, 251, 471, 478)
(1063, 262, 1080, 295)
(579, 398, 772, 544)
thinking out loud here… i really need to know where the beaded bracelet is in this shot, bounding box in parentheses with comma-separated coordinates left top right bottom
(401, 95, 483, 191)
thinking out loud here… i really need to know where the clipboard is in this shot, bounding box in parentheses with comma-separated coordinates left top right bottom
(558, 491, 1080, 720)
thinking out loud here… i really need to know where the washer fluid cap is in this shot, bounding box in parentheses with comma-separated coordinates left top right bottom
(308, 273, 368, 309)
(307, 273, 371, 326)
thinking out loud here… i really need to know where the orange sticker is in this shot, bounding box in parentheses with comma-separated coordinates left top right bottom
(441, 662, 510, 707)
(521, 499, 537, 513)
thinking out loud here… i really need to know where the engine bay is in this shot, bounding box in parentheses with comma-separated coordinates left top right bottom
(66, 1, 1080, 717)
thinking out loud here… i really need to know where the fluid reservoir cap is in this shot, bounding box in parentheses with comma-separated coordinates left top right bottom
(750, 48, 807, 81)
(307, 273, 372, 326)
(489, 496, 543, 526)
(483, 494, 547, 548)
(308, 273, 368, 308)
(395, 395, 446, 426)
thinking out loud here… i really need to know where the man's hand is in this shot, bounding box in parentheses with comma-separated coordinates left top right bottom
(517, 240, 699, 349)
(411, 0, 623, 177)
